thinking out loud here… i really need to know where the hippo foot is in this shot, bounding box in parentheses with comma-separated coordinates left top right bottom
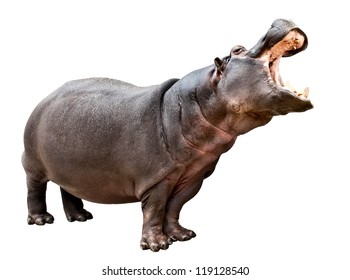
(27, 212, 54, 225)
(165, 224, 196, 242)
(140, 230, 173, 252)
(65, 208, 93, 222)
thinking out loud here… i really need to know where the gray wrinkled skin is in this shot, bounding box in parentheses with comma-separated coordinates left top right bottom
(22, 19, 313, 252)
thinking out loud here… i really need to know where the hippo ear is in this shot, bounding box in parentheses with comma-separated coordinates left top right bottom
(212, 57, 226, 86)
(214, 57, 225, 74)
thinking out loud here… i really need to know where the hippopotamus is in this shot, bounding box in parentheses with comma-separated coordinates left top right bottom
(22, 19, 312, 252)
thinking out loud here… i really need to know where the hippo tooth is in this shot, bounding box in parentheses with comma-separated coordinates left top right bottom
(302, 87, 309, 98)
(285, 81, 309, 99)
(296, 87, 309, 98)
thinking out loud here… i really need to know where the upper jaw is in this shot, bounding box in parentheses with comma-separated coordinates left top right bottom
(247, 19, 310, 101)
(247, 19, 308, 58)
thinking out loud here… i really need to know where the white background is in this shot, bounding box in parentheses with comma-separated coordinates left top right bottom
(1, 1, 349, 279)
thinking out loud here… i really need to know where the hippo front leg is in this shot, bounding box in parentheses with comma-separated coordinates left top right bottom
(164, 181, 202, 242)
(140, 180, 176, 252)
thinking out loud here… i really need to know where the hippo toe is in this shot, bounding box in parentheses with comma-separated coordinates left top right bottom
(140, 231, 173, 252)
(27, 212, 54, 225)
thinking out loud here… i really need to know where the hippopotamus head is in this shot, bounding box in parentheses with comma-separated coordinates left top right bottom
(212, 19, 312, 122)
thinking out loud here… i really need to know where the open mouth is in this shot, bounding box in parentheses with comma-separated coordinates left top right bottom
(263, 30, 309, 99)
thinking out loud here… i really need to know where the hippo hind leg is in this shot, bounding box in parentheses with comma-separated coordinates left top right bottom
(24, 155, 92, 224)
(26, 176, 54, 225)
(23, 150, 55, 225)
(60, 188, 93, 222)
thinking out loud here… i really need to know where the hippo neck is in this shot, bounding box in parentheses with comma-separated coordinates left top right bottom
(164, 66, 237, 156)
(163, 65, 273, 156)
